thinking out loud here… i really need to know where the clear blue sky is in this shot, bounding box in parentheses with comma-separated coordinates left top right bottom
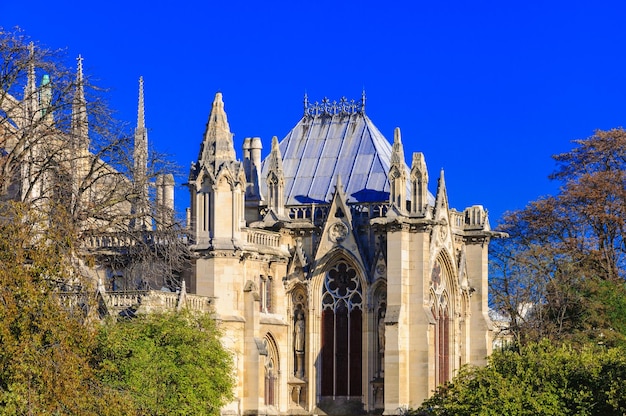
(5, 1, 626, 226)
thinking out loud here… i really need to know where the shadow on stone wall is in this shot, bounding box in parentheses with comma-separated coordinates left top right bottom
(314, 397, 366, 415)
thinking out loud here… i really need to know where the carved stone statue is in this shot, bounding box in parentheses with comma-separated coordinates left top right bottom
(378, 309, 386, 353)
(294, 311, 306, 378)
(295, 312, 305, 353)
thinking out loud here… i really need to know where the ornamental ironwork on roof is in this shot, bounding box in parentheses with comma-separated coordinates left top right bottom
(303, 92, 366, 117)
(261, 95, 414, 205)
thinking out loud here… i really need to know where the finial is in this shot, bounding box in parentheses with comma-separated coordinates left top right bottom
(361, 88, 366, 113)
(272, 135, 280, 151)
(394, 127, 401, 144)
(336, 175, 344, 191)
(303, 91, 309, 114)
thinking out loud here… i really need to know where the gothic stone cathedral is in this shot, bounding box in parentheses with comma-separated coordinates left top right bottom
(186, 92, 497, 415)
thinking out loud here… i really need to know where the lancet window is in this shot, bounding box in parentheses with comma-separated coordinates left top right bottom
(259, 275, 273, 313)
(264, 335, 279, 407)
(431, 259, 451, 385)
(320, 261, 363, 397)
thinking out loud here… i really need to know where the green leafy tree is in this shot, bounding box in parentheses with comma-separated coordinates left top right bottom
(95, 310, 235, 416)
(416, 341, 626, 416)
(0, 202, 133, 415)
(490, 128, 626, 347)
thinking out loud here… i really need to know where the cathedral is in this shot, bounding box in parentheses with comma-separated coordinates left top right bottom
(185, 92, 498, 415)
(1, 44, 499, 414)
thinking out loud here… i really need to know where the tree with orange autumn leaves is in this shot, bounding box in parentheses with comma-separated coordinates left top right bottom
(490, 128, 626, 347)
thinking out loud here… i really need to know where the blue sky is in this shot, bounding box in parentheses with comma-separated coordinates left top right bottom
(5, 1, 626, 225)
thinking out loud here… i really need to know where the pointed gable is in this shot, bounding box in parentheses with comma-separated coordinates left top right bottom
(260, 95, 413, 205)
(314, 177, 366, 275)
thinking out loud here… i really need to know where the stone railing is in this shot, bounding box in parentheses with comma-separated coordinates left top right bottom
(287, 202, 389, 225)
(184, 294, 213, 312)
(82, 231, 188, 250)
(58, 290, 214, 316)
(105, 290, 213, 314)
(106, 290, 147, 309)
(450, 210, 465, 230)
(246, 229, 280, 248)
(83, 233, 137, 249)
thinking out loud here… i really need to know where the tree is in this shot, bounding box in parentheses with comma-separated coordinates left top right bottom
(95, 311, 235, 416)
(490, 128, 626, 347)
(0, 202, 133, 415)
(415, 340, 626, 416)
(0, 27, 188, 291)
(0, 27, 194, 414)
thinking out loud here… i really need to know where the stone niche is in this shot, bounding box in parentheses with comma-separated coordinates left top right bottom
(288, 379, 307, 412)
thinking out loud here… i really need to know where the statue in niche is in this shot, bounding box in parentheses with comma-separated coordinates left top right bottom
(294, 312, 305, 353)
(294, 311, 305, 378)
(378, 309, 386, 353)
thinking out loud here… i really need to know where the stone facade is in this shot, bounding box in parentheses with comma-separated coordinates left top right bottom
(186, 92, 500, 415)
(1, 46, 499, 414)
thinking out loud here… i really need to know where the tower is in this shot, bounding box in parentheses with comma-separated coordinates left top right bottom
(188, 92, 246, 250)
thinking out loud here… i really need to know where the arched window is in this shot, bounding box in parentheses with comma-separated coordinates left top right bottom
(320, 261, 363, 397)
(264, 335, 279, 407)
(259, 275, 273, 313)
(431, 258, 452, 385)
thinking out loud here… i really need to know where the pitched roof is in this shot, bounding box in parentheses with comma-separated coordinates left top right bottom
(261, 101, 409, 205)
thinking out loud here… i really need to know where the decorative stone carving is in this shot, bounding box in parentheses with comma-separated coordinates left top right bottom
(294, 311, 305, 379)
(328, 221, 348, 243)
(294, 312, 305, 353)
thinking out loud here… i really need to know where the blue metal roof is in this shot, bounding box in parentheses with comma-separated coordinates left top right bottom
(260, 110, 412, 205)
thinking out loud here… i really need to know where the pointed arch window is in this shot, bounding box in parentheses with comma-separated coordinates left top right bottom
(264, 335, 279, 407)
(320, 261, 363, 397)
(431, 259, 451, 385)
(259, 275, 273, 313)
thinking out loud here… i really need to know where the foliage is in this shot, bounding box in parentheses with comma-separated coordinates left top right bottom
(0, 202, 133, 415)
(490, 128, 626, 347)
(95, 311, 235, 416)
(0, 27, 188, 290)
(415, 340, 626, 416)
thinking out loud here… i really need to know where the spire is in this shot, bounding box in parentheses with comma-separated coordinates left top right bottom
(199, 92, 236, 172)
(134, 76, 148, 177)
(137, 75, 145, 133)
(24, 42, 38, 121)
(388, 127, 407, 212)
(267, 136, 284, 176)
(390, 127, 405, 167)
(435, 168, 449, 212)
(71, 55, 89, 149)
(410, 152, 429, 216)
(132, 76, 150, 231)
(266, 136, 285, 216)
